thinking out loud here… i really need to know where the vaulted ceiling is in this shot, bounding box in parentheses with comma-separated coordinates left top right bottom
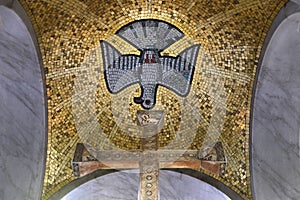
(16, 0, 288, 199)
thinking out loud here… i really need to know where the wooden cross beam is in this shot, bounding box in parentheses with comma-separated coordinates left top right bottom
(72, 144, 227, 177)
(72, 111, 226, 200)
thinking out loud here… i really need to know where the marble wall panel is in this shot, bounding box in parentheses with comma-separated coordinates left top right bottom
(252, 2, 300, 200)
(0, 5, 45, 200)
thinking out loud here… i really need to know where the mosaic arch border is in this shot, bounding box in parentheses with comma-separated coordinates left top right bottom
(44, 15, 243, 200)
(250, 1, 300, 200)
(0, 1, 48, 200)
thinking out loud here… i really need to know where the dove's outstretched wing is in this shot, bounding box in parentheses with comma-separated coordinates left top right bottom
(116, 19, 184, 51)
(159, 44, 200, 96)
(100, 41, 141, 93)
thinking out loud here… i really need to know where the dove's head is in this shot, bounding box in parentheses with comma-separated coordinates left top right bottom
(133, 84, 156, 109)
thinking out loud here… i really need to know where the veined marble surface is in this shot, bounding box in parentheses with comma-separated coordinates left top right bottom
(252, 7, 300, 200)
(61, 170, 230, 200)
(0, 5, 45, 200)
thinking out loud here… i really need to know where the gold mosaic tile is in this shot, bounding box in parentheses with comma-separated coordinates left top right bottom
(19, 0, 288, 199)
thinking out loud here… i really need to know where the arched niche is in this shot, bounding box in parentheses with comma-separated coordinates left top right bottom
(252, 1, 300, 199)
(0, 1, 46, 200)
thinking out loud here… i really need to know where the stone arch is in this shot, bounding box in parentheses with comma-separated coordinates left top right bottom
(49, 169, 243, 200)
(0, 1, 46, 200)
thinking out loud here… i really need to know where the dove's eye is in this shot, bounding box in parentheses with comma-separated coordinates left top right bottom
(145, 99, 151, 105)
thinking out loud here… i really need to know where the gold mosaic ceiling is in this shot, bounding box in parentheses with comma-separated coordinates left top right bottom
(19, 0, 287, 199)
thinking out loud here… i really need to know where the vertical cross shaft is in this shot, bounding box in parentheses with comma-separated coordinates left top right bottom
(139, 128, 159, 200)
(137, 111, 164, 200)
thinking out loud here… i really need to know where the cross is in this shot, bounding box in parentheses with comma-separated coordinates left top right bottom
(72, 110, 226, 200)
